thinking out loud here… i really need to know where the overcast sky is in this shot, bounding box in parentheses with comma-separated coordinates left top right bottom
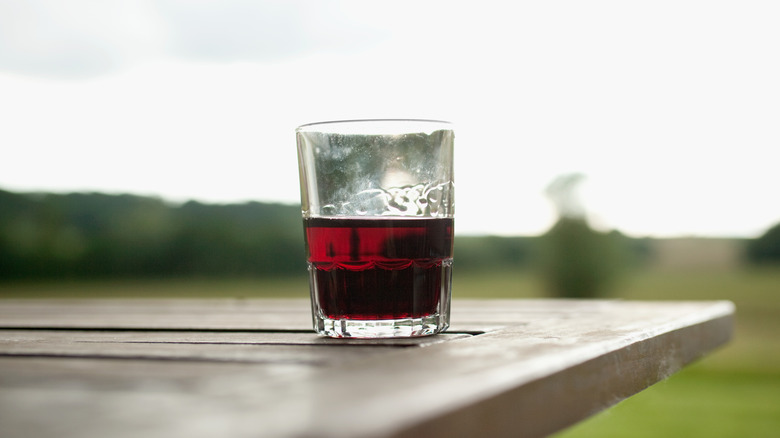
(1, 0, 778, 237)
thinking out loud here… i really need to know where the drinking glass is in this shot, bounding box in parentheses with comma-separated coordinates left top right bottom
(296, 119, 455, 338)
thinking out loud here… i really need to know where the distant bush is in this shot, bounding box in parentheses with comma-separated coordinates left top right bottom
(536, 173, 641, 298)
(538, 218, 631, 298)
(745, 221, 780, 264)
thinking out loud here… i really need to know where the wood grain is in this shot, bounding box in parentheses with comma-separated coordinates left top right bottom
(0, 299, 733, 438)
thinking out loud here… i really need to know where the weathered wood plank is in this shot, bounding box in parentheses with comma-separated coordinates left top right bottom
(0, 330, 472, 364)
(0, 298, 713, 331)
(0, 299, 734, 438)
(0, 298, 313, 330)
(270, 300, 734, 438)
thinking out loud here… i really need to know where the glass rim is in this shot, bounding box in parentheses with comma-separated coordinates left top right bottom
(296, 118, 453, 134)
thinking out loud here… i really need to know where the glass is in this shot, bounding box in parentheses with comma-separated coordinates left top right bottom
(296, 119, 455, 338)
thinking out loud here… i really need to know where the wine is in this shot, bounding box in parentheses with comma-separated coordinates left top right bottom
(303, 217, 454, 321)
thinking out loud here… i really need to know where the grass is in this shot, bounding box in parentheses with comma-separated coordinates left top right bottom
(1, 266, 778, 437)
(550, 267, 780, 438)
(450, 266, 780, 437)
(554, 365, 780, 438)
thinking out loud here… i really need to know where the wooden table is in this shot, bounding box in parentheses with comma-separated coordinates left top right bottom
(0, 298, 733, 438)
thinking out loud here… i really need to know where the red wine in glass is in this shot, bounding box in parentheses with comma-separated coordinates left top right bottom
(304, 216, 454, 321)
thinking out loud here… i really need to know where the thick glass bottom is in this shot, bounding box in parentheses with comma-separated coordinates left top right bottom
(313, 313, 448, 338)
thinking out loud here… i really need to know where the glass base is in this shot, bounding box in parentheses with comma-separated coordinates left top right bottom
(313, 313, 448, 339)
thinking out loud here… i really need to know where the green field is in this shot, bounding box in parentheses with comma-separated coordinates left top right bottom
(549, 267, 780, 438)
(1, 267, 778, 437)
(453, 267, 780, 437)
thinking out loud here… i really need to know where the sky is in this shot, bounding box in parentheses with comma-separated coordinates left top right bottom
(1, 0, 778, 238)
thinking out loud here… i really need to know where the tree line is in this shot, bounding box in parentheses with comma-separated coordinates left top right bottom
(0, 189, 304, 280)
(0, 189, 553, 281)
(1, 188, 777, 292)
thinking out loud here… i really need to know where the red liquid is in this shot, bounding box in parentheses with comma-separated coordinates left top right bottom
(304, 217, 454, 320)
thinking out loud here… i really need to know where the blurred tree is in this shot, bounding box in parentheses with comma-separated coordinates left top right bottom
(745, 221, 780, 264)
(545, 173, 588, 219)
(539, 173, 626, 298)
